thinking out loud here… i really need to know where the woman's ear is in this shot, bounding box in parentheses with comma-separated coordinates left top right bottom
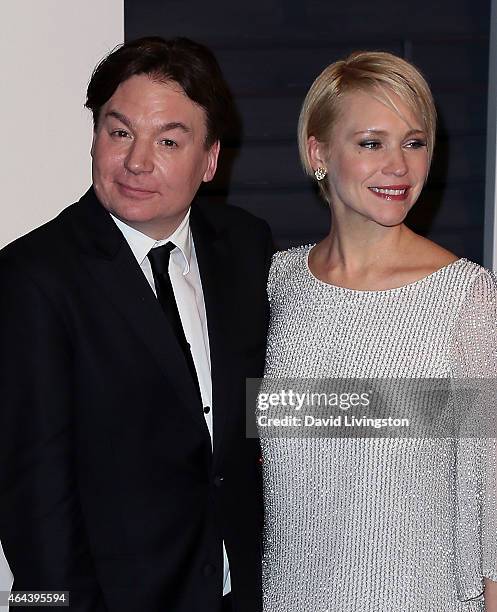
(307, 136, 327, 171)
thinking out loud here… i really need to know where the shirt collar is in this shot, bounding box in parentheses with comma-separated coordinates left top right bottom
(110, 210, 192, 275)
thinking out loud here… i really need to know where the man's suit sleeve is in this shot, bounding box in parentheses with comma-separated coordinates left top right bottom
(0, 256, 106, 611)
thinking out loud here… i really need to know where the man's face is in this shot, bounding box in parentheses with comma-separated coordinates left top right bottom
(91, 74, 220, 239)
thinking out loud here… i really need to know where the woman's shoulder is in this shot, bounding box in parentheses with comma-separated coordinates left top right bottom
(406, 234, 495, 292)
(270, 244, 313, 273)
(267, 244, 314, 297)
(425, 257, 496, 308)
(436, 251, 496, 294)
(455, 260, 497, 305)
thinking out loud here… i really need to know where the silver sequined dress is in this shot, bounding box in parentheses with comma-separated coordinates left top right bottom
(261, 245, 497, 612)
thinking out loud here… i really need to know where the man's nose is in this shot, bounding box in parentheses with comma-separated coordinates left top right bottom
(382, 147, 408, 177)
(124, 140, 154, 174)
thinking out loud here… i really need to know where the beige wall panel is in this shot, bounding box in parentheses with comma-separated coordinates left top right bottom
(0, 0, 124, 602)
(0, 0, 124, 248)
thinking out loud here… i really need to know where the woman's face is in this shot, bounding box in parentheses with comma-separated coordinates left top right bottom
(310, 88, 430, 228)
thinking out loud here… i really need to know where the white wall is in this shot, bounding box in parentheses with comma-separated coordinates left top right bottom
(485, 0, 497, 271)
(0, 0, 123, 603)
(0, 0, 124, 249)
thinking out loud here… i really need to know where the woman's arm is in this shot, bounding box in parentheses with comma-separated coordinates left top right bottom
(450, 268, 497, 603)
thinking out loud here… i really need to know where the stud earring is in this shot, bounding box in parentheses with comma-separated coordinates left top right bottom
(314, 167, 327, 181)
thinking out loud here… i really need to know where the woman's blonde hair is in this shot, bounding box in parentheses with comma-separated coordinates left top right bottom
(297, 51, 437, 202)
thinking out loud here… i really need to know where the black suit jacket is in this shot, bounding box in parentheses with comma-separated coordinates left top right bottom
(0, 188, 272, 611)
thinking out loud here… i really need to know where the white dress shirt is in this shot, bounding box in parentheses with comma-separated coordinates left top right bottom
(111, 210, 231, 596)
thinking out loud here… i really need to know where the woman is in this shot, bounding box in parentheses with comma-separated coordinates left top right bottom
(261, 51, 497, 611)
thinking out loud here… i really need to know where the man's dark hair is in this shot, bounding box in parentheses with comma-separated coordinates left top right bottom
(85, 36, 233, 147)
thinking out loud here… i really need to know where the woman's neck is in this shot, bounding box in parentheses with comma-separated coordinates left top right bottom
(326, 221, 409, 269)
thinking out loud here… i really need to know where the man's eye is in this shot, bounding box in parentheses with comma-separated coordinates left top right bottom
(160, 139, 177, 148)
(405, 139, 427, 149)
(110, 129, 129, 138)
(359, 140, 381, 150)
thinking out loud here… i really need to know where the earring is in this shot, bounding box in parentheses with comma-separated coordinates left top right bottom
(314, 167, 327, 181)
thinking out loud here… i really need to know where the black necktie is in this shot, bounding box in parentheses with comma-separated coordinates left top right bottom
(148, 243, 202, 403)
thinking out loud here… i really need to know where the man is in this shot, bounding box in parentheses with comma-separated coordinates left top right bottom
(0, 37, 272, 612)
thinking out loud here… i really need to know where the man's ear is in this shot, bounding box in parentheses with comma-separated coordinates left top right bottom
(90, 129, 97, 158)
(202, 140, 221, 183)
(307, 136, 328, 171)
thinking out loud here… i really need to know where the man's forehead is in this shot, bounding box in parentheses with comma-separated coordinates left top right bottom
(109, 76, 192, 107)
(102, 75, 207, 125)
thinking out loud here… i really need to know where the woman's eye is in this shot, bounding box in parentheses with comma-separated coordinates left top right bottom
(359, 140, 381, 150)
(405, 139, 427, 149)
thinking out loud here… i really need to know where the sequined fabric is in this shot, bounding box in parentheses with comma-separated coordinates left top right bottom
(261, 245, 497, 612)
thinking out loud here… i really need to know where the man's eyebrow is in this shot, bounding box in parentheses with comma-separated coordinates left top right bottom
(157, 121, 191, 134)
(104, 111, 190, 134)
(352, 128, 426, 137)
(105, 110, 132, 129)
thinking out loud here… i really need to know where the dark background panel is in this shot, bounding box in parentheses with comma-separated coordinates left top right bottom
(125, 0, 490, 261)
(126, 0, 489, 40)
(211, 42, 404, 96)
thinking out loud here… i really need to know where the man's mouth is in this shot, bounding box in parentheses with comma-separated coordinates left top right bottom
(117, 183, 157, 198)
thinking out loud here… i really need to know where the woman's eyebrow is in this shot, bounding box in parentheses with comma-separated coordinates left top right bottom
(352, 128, 426, 137)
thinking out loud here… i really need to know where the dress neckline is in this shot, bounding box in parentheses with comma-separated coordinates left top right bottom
(303, 244, 466, 295)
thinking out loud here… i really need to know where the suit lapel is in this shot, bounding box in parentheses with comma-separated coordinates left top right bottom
(71, 189, 210, 436)
(190, 204, 236, 458)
